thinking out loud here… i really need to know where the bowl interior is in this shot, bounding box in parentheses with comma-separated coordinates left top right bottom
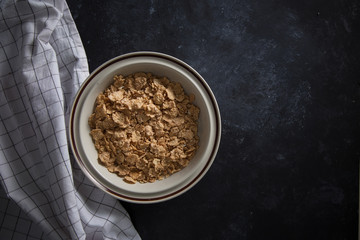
(72, 55, 218, 201)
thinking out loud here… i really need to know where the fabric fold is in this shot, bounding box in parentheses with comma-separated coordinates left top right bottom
(0, 0, 140, 239)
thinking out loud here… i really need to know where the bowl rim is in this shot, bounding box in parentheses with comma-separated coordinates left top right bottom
(69, 51, 221, 203)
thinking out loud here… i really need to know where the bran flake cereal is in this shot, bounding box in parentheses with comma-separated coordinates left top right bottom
(88, 72, 200, 184)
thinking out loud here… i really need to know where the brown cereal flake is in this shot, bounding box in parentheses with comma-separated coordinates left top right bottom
(88, 72, 200, 184)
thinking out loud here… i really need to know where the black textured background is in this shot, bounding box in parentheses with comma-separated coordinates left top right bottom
(67, 0, 360, 239)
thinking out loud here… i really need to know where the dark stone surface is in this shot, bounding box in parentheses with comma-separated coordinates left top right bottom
(67, 0, 360, 239)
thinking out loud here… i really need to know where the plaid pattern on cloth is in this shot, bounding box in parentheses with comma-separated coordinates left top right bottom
(0, 0, 141, 239)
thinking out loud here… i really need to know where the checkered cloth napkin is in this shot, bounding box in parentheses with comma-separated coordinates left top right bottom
(0, 0, 141, 239)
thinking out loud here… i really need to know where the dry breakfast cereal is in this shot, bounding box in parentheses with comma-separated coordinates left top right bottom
(88, 72, 200, 184)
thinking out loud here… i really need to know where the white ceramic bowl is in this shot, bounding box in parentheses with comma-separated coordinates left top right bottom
(69, 52, 221, 203)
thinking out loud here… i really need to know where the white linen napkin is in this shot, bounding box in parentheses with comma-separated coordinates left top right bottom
(0, 0, 141, 239)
